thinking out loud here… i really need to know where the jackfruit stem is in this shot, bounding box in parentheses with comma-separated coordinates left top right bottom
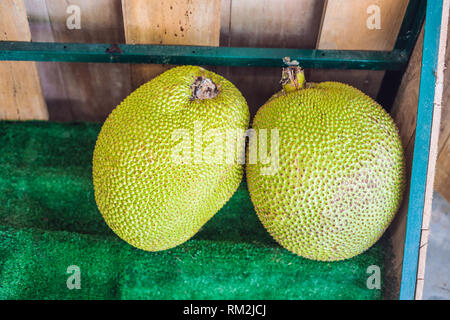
(191, 76, 219, 100)
(280, 66, 306, 93)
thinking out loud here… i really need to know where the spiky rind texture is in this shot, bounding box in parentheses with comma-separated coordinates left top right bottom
(93, 66, 249, 251)
(246, 82, 405, 261)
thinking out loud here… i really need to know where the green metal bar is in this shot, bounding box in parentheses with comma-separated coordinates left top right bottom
(0, 41, 408, 70)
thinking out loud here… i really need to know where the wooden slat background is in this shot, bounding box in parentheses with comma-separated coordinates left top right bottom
(9, 0, 415, 119)
(215, 0, 325, 116)
(24, 0, 130, 122)
(2, 0, 450, 299)
(0, 0, 48, 120)
(122, 0, 221, 90)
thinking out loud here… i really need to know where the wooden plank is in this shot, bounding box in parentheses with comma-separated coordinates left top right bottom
(24, 0, 130, 121)
(398, 0, 448, 300)
(387, 24, 425, 300)
(316, 0, 409, 50)
(226, 0, 323, 49)
(219, 0, 232, 47)
(0, 0, 48, 120)
(436, 35, 450, 155)
(385, 132, 415, 299)
(434, 143, 450, 200)
(433, 14, 450, 202)
(391, 27, 425, 150)
(209, 0, 233, 87)
(310, 0, 409, 99)
(122, 0, 221, 89)
(415, 0, 450, 299)
(221, 0, 325, 116)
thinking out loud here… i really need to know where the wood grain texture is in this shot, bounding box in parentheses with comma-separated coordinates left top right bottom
(122, 0, 221, 89)
(310, 0, 409, 99)
(226, 0, 324, 49)
(24, 0, 130, 122)
(434, 16, 450, 203)
(386, 24, 425, 300)
(0, 0, 48, 120)
(435, 142, 450, 201)
(219, 0, 232, 46)
(316, 0, 409, 50)
(217, 0, 325, 116)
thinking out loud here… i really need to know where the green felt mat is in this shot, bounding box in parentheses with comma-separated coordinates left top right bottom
(0, 121, 385, 300)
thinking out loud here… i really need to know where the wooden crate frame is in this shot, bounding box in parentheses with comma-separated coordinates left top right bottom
(0, 0, 448, 299)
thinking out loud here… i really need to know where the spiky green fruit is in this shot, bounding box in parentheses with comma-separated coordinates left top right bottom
(246, 68, 405, 261)
(93, 66, 249, 251)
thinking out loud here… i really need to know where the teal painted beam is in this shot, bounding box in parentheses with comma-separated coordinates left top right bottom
(399, 0, 444, 300)
(0, 41, 407, 70)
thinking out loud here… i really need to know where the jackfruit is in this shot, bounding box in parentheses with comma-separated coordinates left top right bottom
(93, 66, 249, 251)
(246, 66, 405, 261)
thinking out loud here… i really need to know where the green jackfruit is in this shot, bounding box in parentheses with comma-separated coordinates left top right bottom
(246, 67, 405, 261)
(93, 66, 249, 251)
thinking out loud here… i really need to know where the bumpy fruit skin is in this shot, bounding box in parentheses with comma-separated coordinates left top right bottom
(246, 82, 405, 261)
(93, 66, 249, 251)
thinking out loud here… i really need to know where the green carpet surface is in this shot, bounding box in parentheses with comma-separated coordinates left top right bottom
(0, 121, 385, 300)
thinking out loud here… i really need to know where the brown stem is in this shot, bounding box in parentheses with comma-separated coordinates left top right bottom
(190, 77, 220, 100)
